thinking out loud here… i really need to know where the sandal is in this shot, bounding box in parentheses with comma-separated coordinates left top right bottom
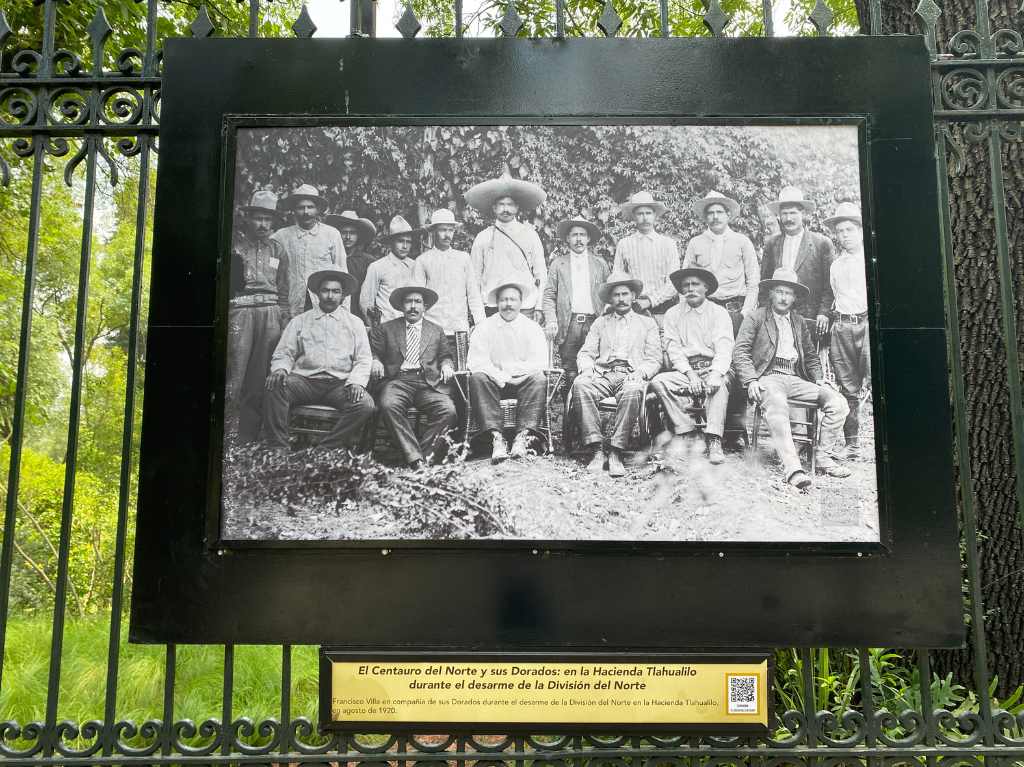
(787, 470, 812, 490)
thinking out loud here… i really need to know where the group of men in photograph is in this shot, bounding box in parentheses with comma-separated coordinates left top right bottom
(226, 173, 871, 489)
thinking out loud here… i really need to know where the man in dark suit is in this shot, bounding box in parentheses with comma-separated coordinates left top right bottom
(369, 286, 457, 468)
(759, 186, 835, 337)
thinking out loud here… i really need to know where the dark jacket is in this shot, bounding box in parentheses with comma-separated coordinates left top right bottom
(732, 307, 822, 386)
(369, 317, 454, 390)
(759, 229, 835, 318)
(542, 252, 610, 344)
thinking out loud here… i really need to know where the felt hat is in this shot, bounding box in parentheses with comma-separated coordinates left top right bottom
(282, 183, 327, 210)
(389, 284, 439, 311)
(670, 267, 719, 297)
(618, 191, 667, 218)
(823, 201, 863, 228)
(486, 281, 534, 306)
(306, 268, 358, 296)
(379, 215, 426, 244)
(240, 189, 280, 216)
(324, 211, 377, 245)
(556, 216, 602, 244)
(598, 272, 644, 305)
(767, 186, 816, 216)
(692, 190, 740, 219)
(426, 208, 463, 229)
(759, 267, 810, 300)
(464, 174, 547, 212)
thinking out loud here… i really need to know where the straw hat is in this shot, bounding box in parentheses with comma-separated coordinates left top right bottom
(282, 183, 327, 210)
(692, 190, 740, 219)
(767, 186, 816, 216)
(464, 174, 547, 212)
(306, 268, 358, 296)
(426, 208, 463, 229)
(670, 267, 719, 297)
(823, 201, 863, 228)
(618, 191, 667, 218)
(379, 215, 426, 244)
(240, 189, 280, 216)
(598, 272, 644, 305)
(389, 285, 439, 311)
(556, 216, 602, 243)
(486, 281, 534, 306)
(323, 211, 376, 245)
(759, 267, 809, 300)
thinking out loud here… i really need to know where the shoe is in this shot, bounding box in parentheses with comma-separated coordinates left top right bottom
(818, 463, 852, 478)
(607, 450, 626, 478)
(408, 458, 424, 470)
(844, 441, 861, 461)
(491, 432, 509, 464)
(587, 449, 607, 474)
(653, 429, 673, 449)
(510, 431, 531, 459)
(787, 470, 812, 489)
(706, 435, 725, 465)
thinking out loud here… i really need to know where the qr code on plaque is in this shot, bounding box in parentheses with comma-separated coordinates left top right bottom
(727, 674, 758, 714)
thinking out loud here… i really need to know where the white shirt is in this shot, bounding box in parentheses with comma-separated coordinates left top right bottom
(467, 312, 548, 387)
(412, 247, 486, 334)
(662, 299, 735, 375)
(470, 221, 547, 310)
(360, 253, 416, 322)
(569, 252, 594, 314)
(781, 232, 803, 271)
(270, 306, 370, 386)
(271, 222, 348, 317)
(830, 250, 868, 315)
(772, 311, 798, 361)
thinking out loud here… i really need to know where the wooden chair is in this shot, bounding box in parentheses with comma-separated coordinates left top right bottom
(750, 398, 821, 474)
(562, 381, 660, 455)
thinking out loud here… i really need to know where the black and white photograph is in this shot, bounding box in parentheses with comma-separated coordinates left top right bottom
(219, 122, 879, 544)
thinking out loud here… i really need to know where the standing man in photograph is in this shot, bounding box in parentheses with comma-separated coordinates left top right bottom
(466, 174, 548, 321)
(360, 215, 425, 326)
(649, 267, 734, 465)
(612, 191, 681, 326)
(733, 267, 850, 489)
(467, 283, 550, 463)
(572, 273, 662, 478)
(542, 215, 610, 386)
(263, 269, 374, 451)
(369, 286, 458, 469)
(272, 184, 347, 319)
(226, 190, 290, 444)
(824, 201, 870, 459)
(325, 210, 377, 320)
(759, 186, 835, 337)
(413, 208, 486, 339)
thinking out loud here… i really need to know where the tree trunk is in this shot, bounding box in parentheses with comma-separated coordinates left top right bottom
(871, 0, 1024, 697)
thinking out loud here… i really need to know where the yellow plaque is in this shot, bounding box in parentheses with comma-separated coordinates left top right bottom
(328, 660, 768, 726)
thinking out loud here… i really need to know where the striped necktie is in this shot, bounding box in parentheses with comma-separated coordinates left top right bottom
(405, 323, 421, 367)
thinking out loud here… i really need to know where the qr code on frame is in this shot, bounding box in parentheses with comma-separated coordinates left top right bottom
(727, 674, 758, 713)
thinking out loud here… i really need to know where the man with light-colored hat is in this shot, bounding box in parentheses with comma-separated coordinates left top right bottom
(649, 267, 735, 465)
(612, 191, 681, 326)
(542, 215, 610, 384)
(733, 267, 850, 489)
(412, 208, 485, 337)
(369, 285, 458, 469)
(572, 273, 662, 478)
(360, 215, 425, 325)
(466, 282, 549, 463)
(759, 186, 835, 337)
(225, 190, 291, 444)
(263, 268, 374, 450)
(324, 210, 377, 319)
(272, 184, 348, 319)
(824, 200, 870, 459)
(466, 174, 548, 320)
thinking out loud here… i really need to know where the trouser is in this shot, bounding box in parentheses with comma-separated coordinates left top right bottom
(378, 372, 457, 462)
(829, 318, 870, 443)
(468, 372, 546, 437)
(225, 304, 282, 443)
(263, 374, 376, 449)
(558, 314, 597, 382)
(573, 369, 645, 451)
(649, 369, 732, 437)
(760, 373, 849, 478)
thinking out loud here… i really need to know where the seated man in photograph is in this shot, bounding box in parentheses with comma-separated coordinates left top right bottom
(369, 285, 458, 469)
(732, 267, 850, 489)
(573, 273, 662, 478)
(467, 282, 549, 463)
(263, 269, 375, 450)
(649, 267, 734, 465)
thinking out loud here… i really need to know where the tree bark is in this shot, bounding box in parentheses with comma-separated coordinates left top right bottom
(873, 0, 1024, 697)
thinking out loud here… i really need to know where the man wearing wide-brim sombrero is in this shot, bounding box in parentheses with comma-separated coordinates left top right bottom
(823, 200, 870, 460)
(271, 184, 348, 319)
(466, 173, 548, 320)
(263, 268, 375, 451)
(613, 191, 681, 325)
(542, 215, 611, 385)
(324, 210, 377, 318)
(411, 208, 485, 337)
(733, 267, 851, 489)
(571, 273, 661, 479)
(368, 284, 459, 469)
(649, 267, 737, 466)
(225, 189, 291, 444)
(360, 215, 426, 326)
(759, 185, 835, 337)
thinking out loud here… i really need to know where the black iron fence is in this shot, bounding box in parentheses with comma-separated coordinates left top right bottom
(1, 0, 1023, 764)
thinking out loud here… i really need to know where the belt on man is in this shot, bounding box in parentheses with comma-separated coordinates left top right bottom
(767, 357, 798, 376)
(710, 296, 744, 312)
(398, 367, 424, 375)
(230, 293, 278, 308)
(687, 355, 713, 371)
(572, 313, 597, 324)
(835, 311, 868, 324)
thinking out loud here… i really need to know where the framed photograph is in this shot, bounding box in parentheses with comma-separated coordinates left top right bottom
(131, 36, 963, 648)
